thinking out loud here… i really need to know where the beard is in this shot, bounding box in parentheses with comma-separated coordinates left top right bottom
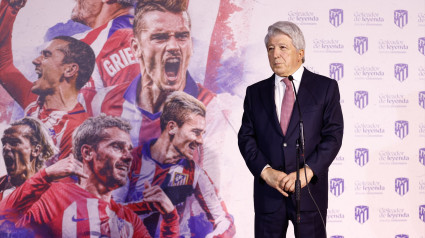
(70, 0, 98, 26)
(10, 164, 35, 187)
(71, 7, 88, 25)
(94, 154, 127, 190)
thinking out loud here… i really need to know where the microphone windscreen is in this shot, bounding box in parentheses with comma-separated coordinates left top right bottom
(288, 75, 294, 81)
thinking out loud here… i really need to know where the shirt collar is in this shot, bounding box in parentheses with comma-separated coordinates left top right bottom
(183, 72, 199, 97)
(123, 74, 140, 104)
(142, 139, 183, 168)
(274, 65, 304, 86)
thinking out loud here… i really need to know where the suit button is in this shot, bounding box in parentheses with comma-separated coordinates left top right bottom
(283, 143, 287, 147)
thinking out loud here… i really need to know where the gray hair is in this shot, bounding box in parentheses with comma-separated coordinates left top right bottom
(264, 21, 306, 63)
(73, 114, 132, 161)
(160, 91, 206, 131)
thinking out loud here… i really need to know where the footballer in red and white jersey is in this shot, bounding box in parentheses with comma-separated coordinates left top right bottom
(24, 102, 88, 162)
(88, 73, 215, 147)
(0, 175, 14, 201)
(0, 0, 89, 161)
(113, 141, 235, 238)
(0, 169, 179, 238)
(74, 14, 140, 108)
(88, 71, 242, 195)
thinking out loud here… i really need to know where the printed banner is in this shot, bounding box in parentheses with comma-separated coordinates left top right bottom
(0, 0, 424, 237)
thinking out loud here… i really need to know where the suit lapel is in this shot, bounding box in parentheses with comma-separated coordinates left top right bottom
(261, 75, 284, 136)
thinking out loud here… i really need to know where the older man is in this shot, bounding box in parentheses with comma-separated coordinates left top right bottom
(0, 117, 55, 201)
(113, 91, 235, 238)
(238, 21, 343, 237)
(0, 115, 179, 237)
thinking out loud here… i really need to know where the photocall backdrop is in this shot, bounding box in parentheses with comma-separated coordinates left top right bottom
(0, 0, 424, 237)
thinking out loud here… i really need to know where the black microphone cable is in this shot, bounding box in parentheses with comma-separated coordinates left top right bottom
(288, 75, 327, 237)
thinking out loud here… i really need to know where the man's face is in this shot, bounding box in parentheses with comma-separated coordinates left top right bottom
(31, 39, 69, 96)
(267, 33, 304, 77)
(170, 113, 205, 163)
(133, 10, 192, 92)
(71, 0, 102, 26)
(91, 127, 133, 189)
(1, 125, 37, 186)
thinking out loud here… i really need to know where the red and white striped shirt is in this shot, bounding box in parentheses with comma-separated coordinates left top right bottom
(24, 101, 88, 161)
(113, 141, 235, 238)
(88, 73, 215, 148)
(0, 169, 179, 238)
(75, 14, 140, 110)
(88, 73, 243, 199)
(0, 0, 88, 161)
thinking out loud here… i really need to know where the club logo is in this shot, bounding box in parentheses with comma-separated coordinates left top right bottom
(420, 148, 425, 166)
(419, 91, 425, 109)
(330, 178, 344, 197)
(48, 128, 56, 136)
(419, 148, 425, 165)
(394, 64, 408, 82)
(394, 10, 408, 28)
(419, 37, 425, 55)
(354, 91, 368, 109)
(395, 177, 409, 196)
(355, 148, 369, 167)
(330, 63, 344, 81)
(395, 120, 409, 139)
(172, 172, 188, 186)
(395, 235, 409, 238)
(115, 216, 134, 237)
(355, 206, 369, 224)
(354, 36, 368, 55)
(330, 9, 344, 27)
(419, 205, 425, 222)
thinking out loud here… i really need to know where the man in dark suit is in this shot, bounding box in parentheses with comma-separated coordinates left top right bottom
(238, 21, 343, 238)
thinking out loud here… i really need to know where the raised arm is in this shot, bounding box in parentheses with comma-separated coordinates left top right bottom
(0, 169, 50, 223)
(0, 0, 36, 109)
(0, 154, 87, 223)
(194, 167, 235, 238)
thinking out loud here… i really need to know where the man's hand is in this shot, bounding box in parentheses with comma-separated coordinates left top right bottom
(260, 167, 289, 197)
(45, 154, 88, 181)
(279, 166, 314, 193)
(143, 182, 175, 214)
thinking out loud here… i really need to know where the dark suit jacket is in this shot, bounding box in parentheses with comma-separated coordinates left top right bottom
(238, 68, 343, 213)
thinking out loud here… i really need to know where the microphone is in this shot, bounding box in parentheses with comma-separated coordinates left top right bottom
(289, 75, 303, 238)
(288, 75, 294, 82)
(288, 75, 303, 150)
(288, 74, 327, 238)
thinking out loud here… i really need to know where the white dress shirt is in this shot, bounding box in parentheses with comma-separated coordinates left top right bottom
(274, 66, 304, 122)
(262, 66, 304, 174)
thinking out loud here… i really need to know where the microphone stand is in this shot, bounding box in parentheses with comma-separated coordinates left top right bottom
(288, 75, 304, 238)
